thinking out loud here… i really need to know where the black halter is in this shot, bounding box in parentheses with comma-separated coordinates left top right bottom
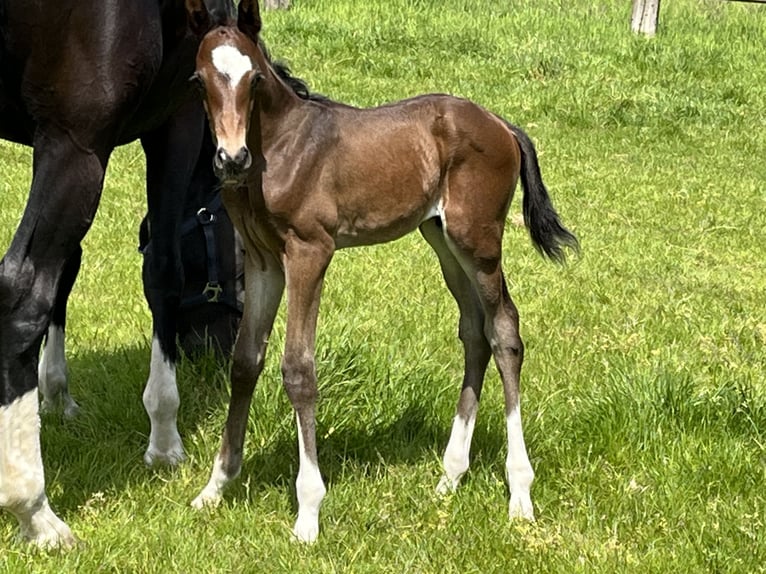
(140, 192, 243, 315)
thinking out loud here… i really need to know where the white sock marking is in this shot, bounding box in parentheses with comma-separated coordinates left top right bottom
(212, 45, 253, 86)
(191, 453, 233, 509)
(293, 414, 326, 544)
(437, 413, 476, 494)
(142, 337, 184, 465)
(506, 404, 535, 520)
(0, 388, 74, 547)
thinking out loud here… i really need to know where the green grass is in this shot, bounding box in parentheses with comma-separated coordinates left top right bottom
(2, 0, 766, 571)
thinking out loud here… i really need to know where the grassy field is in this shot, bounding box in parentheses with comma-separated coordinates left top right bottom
(1, 0, 765, 571)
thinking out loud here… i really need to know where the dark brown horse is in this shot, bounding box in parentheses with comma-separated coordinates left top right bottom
(0, 0, 237, 547)
(187, 0, 578, 543)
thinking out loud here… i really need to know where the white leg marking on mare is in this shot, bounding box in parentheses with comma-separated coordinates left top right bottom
(191, 453, 233, 510)
(142, 337, 184, 466)
(293, 414, 326, 544)
(0, 388, 74, 547)
(38, 325, 80, 418)
(436, 413, 476, 495)
(506, 404, 535, 520)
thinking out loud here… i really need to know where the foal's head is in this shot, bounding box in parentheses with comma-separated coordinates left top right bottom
(187, 0, 263, 184)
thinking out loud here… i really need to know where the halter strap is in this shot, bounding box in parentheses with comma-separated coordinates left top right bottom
(139, 192, 243, 315)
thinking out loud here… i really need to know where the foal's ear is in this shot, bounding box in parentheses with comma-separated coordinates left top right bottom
(185, 0, 213, 37)
(237, 0, 262, 42)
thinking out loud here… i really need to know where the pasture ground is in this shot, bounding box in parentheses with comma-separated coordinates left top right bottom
(1, 0, 765, 571)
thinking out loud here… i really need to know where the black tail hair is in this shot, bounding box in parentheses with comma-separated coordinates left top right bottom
(508, 123, 579, 263)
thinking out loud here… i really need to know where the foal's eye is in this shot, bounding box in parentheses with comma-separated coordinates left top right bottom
(250, 73, 265, 92)
(189, 72, 206, 95)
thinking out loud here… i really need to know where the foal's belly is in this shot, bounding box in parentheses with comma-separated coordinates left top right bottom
(333, 193, 441, 249)
(332, 142, 443, 249)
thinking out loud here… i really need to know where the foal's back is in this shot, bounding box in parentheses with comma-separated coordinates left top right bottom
(289, 94, 520, 249)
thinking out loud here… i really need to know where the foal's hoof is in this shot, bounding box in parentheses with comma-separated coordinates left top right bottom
(435, 474, 459, 495)
(191, 489, 222, 510)
(508, 494, 535, 521)
(25, 522, 77, 551)
(61, 399, 81, 420)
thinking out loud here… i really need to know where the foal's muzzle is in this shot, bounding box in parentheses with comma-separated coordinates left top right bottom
(214, 146, 252, 184)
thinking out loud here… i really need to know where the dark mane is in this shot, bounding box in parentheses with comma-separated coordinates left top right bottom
(259, 39, 331, 103)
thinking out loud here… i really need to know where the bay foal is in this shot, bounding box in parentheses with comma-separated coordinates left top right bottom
(187, 0, 578, 542)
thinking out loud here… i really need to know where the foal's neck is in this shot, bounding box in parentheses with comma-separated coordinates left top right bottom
(251, 45, 303, 146)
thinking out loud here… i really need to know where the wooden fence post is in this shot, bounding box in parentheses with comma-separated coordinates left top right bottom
(631, 0, 661, 36)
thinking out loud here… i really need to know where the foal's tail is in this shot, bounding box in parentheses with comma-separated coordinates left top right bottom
(508, 123, 579, 263)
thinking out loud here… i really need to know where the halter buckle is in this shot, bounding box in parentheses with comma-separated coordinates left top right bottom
(197, 207, 217, 225)
(202, 281, 223, 303)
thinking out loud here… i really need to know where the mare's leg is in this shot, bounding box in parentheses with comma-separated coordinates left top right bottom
(140, 101, 206, 466)
(192, 250, 284, 508)
(281, 236, 333, 544)
(0, 125, 109, 547)
(420, 219, 492, 494)
(38, 245, 82, 418)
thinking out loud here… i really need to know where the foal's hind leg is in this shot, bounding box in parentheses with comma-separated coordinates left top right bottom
(420, 219, 491, 494)
(428, 215, 535, 520)
(483, 274, 535, 520)
(461, 251, 535, 520)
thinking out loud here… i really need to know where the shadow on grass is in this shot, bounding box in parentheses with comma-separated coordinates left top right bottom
(36, 342, 231, 514)
(34, 340, 514, 517)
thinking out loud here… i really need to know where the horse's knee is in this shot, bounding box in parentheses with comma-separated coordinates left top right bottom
(495, 335, 523, 361)
(281, 351, 317, 407)
(230, 337, 267, 392)
(458, 317, 486, 349)
(230, 356, 259, 395)
(0, 266, 56, 401)
(143, 250, 184, 306)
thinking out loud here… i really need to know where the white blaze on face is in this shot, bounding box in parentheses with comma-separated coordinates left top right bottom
(212, 44, 253, 87)
(210, 44, 254, 159)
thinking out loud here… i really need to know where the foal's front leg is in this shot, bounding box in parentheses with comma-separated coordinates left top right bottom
(281, 236, 333, 543)
(192, 252, 284, 508)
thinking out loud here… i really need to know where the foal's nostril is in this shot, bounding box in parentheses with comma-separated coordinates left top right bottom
(234, 146, 252, 170)
(214, 148, 230, 171)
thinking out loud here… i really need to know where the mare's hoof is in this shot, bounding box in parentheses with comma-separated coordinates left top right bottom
(40, 396, 81, 419)
(19, 504, 77, 550)
(292, 517, 319, 544)
(143, 446, 186, 467)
